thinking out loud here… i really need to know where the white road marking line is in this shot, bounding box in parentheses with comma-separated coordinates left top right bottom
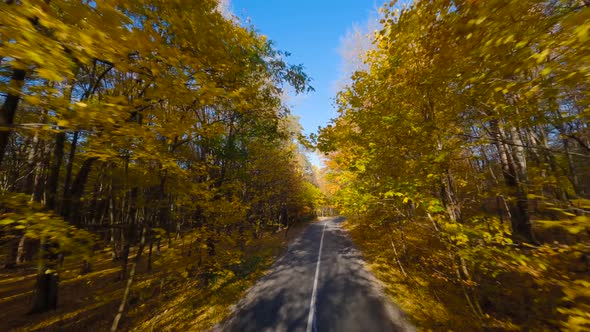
(306, 221, 328, 332)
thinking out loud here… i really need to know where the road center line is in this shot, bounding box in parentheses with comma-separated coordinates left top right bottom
(306, 221, 328, 332)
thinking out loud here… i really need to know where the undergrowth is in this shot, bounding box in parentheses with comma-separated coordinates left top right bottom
(0, 223, 306, 331)
(345, 216, 590, 331)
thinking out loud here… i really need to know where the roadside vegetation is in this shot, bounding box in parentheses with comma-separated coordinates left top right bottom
(0, 225, 309, 331)
(319, 0, 590, 330)
(0, 0, 322, 330)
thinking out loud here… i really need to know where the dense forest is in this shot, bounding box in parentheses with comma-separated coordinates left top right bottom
(2, 0, 590, 331)
(319, 0, 590, 330)
(0, 0, 323, 330)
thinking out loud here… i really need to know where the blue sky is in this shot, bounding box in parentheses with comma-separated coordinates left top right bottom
(230, 1, 382, 164)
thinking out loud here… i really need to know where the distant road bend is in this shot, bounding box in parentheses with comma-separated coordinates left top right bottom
(219, 217, 415, 332)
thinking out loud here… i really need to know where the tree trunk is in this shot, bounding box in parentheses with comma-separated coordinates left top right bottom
(206, 236, 216, 257)
(29, 238, 59, 314)
(80, 259, 92, 275)
(66, 157, 98, 224)
(16, 235, 26, 265)
(119, 233, 130, 281)
(111, 225, 146, 332)
(491, 122, 535, 243)
(147, 236, 154, 272)
(109, 193, 121, 261)
(563, 138, 582, 196)
(32, 141, 50, 203)
(3, 236, 19, 269)
(508, 127, 534, 243)
(29, 271, 59, 314)
(0, 69, 26, 167)
(46, 132, 66, 211)
(61, 131, 79, 214)
(24, 133, 40, 196)
(440, 168, 462, 222)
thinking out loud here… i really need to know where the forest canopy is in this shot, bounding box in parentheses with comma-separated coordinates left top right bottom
(0, 0, 322, 328)
(318, 0, 590, 330)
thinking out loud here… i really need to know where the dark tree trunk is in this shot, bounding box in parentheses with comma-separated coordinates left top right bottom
(66, 157, 98, 224)
(80, 260, 92, 275)
(119, 238, 130, 281)
(29, 271, 59, 314)
(61, 131, 79, 214)
(29, 239, 59, 314)
(147, 237, 154, 272)
(563, 138, 582, 196)
(207, 237, 216, 257)
(119, 189, 138, 280)
(46, 132, 66, 211)
(32, 141, 50, 203)
(3, 237, 19, 269)
(0, 69, 26, 167)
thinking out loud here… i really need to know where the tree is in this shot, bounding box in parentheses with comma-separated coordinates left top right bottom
(319, 0, 590, 329)
(0, 0, 315, 321)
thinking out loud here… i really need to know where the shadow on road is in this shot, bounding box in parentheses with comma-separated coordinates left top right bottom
(219, 218, 414, 332)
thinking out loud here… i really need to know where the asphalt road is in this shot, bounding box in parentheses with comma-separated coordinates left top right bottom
(219, 217, 415, 332)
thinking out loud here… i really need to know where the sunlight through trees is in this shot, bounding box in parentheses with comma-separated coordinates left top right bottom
(0, 0, 321, 329)
(319, 0, 590, 330)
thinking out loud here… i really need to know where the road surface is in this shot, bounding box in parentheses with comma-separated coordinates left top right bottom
(219, 217, 415, 332)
